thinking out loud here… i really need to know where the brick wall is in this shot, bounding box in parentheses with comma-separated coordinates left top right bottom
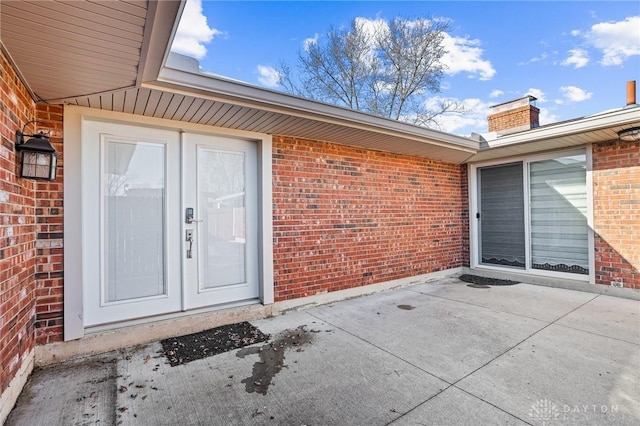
(0, 49, 37, 398)
(592, 140, 640, 289)
(34, 104, 64, 344)
(272, 136, 468, 301)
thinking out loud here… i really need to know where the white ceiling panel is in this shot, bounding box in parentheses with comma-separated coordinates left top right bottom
(1, 0, 148, 100)
(59, 83, 639, 164)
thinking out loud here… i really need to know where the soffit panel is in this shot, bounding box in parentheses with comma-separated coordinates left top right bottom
(469, 121, 640, 162)
(60, 83, 640, 164)
(0, 0, 148, 101)
(65, 88, 476, 163)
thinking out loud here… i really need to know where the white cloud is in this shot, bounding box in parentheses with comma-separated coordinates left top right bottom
(303, 33, 319, 52)
(426, 96, 492, 134)
(441, 34, 496, 80)
(530, 53, 548, 63)
(525, 88, 547, 103)
(489, 89, 503, 98)
(172, 0, 221, 60)
(354, 16, 388, 38)
(560, 85, 593, 103)
(580, 16, 640, 66)
(520, 52, 549, 65)
(346, 17, 495, 81)
(256, 65, 280, 88)
(539, 109, 560, 126)
(561, 48, 590, 68)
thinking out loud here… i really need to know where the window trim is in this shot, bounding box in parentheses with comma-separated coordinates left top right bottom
(469, 147, 595, 283)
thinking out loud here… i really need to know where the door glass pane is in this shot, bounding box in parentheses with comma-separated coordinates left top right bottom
(199, 149, 246, 288)
(530, 155, 588, 274)
(104, 140, 166, 302)
(479, 163, 525, 268)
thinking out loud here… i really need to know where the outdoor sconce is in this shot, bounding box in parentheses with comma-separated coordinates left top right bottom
(15, 125, 58, 181)
(617, 127, 640, 142)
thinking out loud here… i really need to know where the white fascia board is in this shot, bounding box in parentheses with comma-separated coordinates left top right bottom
(137, 0, 183, 86)
(483, 106, 640, 148)
(151, 66, 479, 153)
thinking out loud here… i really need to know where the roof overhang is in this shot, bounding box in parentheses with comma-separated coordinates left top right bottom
(1, 0, 477, 164)
(468, 106, 640, 162)
(2, 0, 637, 165)
(0, 0, 172, 101)
(144, 57, 478, 161)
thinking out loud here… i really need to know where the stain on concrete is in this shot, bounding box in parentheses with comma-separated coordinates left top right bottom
(459, 274, 518, 286)
(236, 325, 313, 395)
(467, 284, 491, 289)
(397, 304, 415, 310)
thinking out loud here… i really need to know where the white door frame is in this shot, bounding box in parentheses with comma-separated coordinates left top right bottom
(468, 147, 595, 284)
(63, 106, 273, 340)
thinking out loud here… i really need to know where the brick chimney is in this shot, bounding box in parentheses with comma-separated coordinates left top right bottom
(487, 95, 540, 135)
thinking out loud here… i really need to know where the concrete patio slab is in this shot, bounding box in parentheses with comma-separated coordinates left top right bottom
(390, 386, 528, 425)
(112, 312, 447, 425)
(5, 279, 640, 426)
(310, 287, 547, 383)
(555, 295, 640, 344)
(457, 323, 640, 425)
(5, 354, 118, 425)
(410, 278, 598, 323)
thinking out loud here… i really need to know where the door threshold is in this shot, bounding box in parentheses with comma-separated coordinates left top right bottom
(39, 300, 271, 367)
(85, 298, 264, 335)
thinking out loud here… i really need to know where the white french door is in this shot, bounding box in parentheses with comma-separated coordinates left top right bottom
(182, 133, 259, 309)
(83, 121, 259, 327)
(83, 121, 182, 326)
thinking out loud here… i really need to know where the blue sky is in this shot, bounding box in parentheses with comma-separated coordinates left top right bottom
(171, 1, 640, 136)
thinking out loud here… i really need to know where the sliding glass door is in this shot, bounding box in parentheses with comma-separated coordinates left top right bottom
(529, 155, 588, 274)
(478, 163, 526, 269)
(476, 153, 589, 276)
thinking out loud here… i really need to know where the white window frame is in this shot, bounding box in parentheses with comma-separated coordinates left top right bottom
(469, 146, 595, 283)
(63, 106, 274, 341)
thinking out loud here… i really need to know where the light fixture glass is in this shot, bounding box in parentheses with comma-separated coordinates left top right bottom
(618, 126, 640, 142)
(20, 150, 57, 180)
(15, 130, 58, 180)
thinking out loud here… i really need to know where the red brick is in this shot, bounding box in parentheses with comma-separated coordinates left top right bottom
(593, 140, 640, 289)
(271, 136, 468, 301)
(0, 48, 37, 395)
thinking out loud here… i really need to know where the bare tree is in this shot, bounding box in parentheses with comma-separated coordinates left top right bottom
(278, 17, 464, 128)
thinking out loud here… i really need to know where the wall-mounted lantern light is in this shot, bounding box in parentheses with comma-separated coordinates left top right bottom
(15, 123, 58, 180)
(617, 126, 640, 142)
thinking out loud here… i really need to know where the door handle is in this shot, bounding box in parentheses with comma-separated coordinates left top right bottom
(185, 207, 203, 224)
(186, 229, 194, 258)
